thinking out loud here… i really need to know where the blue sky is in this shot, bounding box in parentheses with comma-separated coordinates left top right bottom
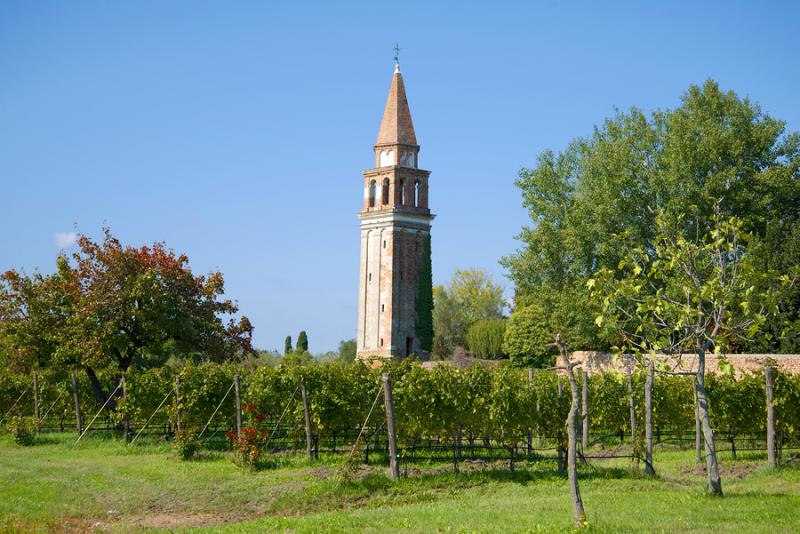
(2, 1, 798, 353)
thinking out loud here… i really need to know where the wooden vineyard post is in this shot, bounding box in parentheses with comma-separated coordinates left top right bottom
(174, 375, 181, 434)
(71, 372, 83, 437)
(33, 371, 40, 420)
(765, 366, 776, 468)
(581, 369, 589, 452)
(627, 366, 637, 440)
(122, 375, 130, 443)
(234, 374, 242, 439)
(557, 378, 565, 474)
(527, 368, 533, 456)
(644, 360, 654, 476)
(694, 376, 702, 463)
(300, 380, 313, 462)
(382, 373, 400, 480)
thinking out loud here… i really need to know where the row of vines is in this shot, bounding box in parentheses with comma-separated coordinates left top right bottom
(2, 361, 799, 453)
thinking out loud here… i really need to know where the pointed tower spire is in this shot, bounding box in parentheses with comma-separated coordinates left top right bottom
(376, 66, 417, 146)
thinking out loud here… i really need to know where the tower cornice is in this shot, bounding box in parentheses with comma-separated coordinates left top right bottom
(362, 166, 431, 177)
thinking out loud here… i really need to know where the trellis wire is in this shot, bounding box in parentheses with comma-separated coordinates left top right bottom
(199, 380, 236, 439)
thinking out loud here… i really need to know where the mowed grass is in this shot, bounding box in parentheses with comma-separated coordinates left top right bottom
(0, 432, 798, 533)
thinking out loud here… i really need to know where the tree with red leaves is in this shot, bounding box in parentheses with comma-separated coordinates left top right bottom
(1, 228, 254, 406)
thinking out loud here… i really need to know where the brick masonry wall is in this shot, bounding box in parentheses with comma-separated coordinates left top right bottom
(571, 351, 800, 376)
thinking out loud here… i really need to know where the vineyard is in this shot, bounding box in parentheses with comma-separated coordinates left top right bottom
(2, 360, 799, 471)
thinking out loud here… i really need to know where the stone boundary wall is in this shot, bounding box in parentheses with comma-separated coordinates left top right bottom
(571, 351, 800, 376)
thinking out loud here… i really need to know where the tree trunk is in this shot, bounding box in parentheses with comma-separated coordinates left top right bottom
(765, 366, 776, 468)
(644, 360, 654, 476)
(300, 380, 313, 462)
(382, 373, 400, 480)
(561, 355, 587, 526)
(581, 370, 589, 452)
(627, 367, 637, 440)
(85, 366, 116, 410)
(695, 350, 723, 496)
(71, 372, 83, 437)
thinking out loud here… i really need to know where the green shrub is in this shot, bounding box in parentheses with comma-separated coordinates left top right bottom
(9, 416, 37, 446)
(466, 319, 506, 359)
(173, 429, 201, 460)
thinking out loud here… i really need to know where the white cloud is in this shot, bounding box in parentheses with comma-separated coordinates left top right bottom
(54, 232, 78, 249)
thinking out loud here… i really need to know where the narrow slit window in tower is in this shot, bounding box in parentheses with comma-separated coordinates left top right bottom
(414, 180, 420, 207)
(382, 178, 390, 205)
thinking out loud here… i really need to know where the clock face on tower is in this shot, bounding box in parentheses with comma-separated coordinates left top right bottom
(379, 149, 395, 167)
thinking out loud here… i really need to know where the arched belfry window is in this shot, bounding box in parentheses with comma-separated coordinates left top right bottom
(414, 180, 421, 208)
(369, 180, 376, 208)
(382, 178, 390, 205)
(399, 179, 406, 206)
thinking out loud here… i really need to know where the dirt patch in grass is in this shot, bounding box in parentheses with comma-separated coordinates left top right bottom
(48, 517, 107, 533)
(308, 463, 386, 481)
(680, 462, 760, 479)
(132, 512, 229, 529)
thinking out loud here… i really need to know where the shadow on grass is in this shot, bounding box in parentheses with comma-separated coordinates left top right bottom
(33, 435, 64, 446)
(331, 462, 640, 496)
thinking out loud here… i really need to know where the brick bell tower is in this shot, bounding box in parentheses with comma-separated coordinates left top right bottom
(356, 61, 433, 361)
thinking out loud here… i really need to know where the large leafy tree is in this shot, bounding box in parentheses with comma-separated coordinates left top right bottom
(0, 256, 76, 373)
(337, 338, 357, 363)
(2, 228, 254, 405)
(502, 80, 800, 352)
(592, 212, 795, 496)
(431, 268, 506, 358)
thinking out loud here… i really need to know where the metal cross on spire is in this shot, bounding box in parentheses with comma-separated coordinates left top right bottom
(393, 42, 401, 65)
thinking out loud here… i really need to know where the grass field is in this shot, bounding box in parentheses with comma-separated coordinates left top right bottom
(1, 432, 799, 533)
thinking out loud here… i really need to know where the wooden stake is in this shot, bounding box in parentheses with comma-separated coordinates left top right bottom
(557, 378, 564, 474)
(627, 367, 636, 440)
(527, 368, 533, 456)
(71, 372, 83, 437)
(694, 376, 702, 463)
(766, 366, 776, 468)
(382, 373, 400, 480)
(300, 380, 313, 461)
(581, 369, 589, 451)
(234, 374, 242, 439)
(174, 375, 181, 434)
(122, 375, 130, 443)
(33, 371, 40, 420)
(644, 360, 654, 476)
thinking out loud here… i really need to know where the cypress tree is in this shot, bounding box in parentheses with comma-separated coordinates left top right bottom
(284, 335, 293, 354)
(415, 234, 434, 352)
(297, 330, 309, 352)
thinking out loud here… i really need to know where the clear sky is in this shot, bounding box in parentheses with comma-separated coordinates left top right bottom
(2, 1, 798, 353)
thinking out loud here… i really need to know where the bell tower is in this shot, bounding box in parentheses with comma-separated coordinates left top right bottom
(356, 62, 433, 360)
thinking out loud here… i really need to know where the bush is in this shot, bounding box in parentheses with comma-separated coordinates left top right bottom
(466, 319, 506, 359)
(9, 415, 37, 446)
(226, 403, 270, 469)
(173, 429, 201, 460)
(502, 304, 555, 367)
